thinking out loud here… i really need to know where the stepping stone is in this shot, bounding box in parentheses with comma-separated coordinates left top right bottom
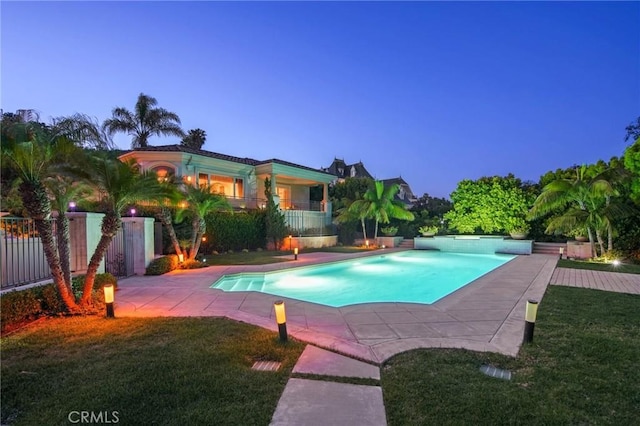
(293, 345, 380, 380)
(270, 378, 386, 426)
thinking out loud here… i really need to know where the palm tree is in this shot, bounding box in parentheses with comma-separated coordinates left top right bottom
(181, 128, 207, 150)
(0, 122, 81, 311)
(78, 157, 167, 304)
(103, 93, 184, 148)
(177, 184, 232, 260)
(528, 165, 623, 257)
(46, 176, 91, 287)
(356, 181, 415, 239)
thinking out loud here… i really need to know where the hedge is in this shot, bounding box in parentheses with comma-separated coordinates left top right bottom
(145, 255, 179, 275)
(0, 273, 117, 333)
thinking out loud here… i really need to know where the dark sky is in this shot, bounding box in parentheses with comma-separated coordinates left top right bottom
(2, 1, 638, 198)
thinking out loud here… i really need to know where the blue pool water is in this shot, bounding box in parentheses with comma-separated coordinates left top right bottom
(211, 251, 515, 307)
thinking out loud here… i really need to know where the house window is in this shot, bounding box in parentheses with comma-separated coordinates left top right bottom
(211, 175, 234, 196)
(277, 186, 291, 209)
(198, 173, 208, 187)
(235, 179, 244, 198)
(151, 166, 175, 182)
(350, 166, 357, 177)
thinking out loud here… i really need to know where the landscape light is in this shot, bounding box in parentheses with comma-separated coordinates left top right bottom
(523, 299, 539, 344)
(68, 201, 76, 212)
(130, 208, 136, 217)
(178, 253, 184, 262)
(103, 284, 115, 318)
(559, 247, 564, 259)
(294, 247, 298, 261)
(365, 240, 370, 248)
(273, 300, 287, 342)
(612, 260, 620, 266)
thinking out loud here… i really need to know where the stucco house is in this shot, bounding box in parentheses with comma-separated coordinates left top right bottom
(119, 145, 336, 233)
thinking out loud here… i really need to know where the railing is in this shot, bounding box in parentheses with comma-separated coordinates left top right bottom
(1, 218, 55, 289)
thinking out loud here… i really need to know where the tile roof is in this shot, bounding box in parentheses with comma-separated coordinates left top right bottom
(126, 145, 333, 176)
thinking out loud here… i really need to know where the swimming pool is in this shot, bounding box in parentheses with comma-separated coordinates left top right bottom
(211, 251, 516, 307)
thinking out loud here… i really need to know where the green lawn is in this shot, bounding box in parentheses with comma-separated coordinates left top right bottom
(557, 258, 640, 274)
(1, 317, 304, 426)
(3, 285, 638, 425)
(381, 286, 640, 425)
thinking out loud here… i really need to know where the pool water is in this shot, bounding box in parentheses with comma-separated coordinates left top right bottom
(211, 251, 515, 307)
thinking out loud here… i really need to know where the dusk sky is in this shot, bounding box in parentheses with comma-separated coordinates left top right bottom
(2, 1, 638, 199)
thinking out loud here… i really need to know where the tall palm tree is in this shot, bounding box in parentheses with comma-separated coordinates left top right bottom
(46, 176, 91, 287)
(103, 93, 184, 148)
(354, 181, 415, 239)
(177, 184, 232, 260)
(181, 128, 207, 150)
(78, 157, 166, 304)
(0, 123, 81, 311)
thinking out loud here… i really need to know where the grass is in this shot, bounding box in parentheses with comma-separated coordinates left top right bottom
(381, 285, 640, 425)
(203, 246, 378, 265)
(1, 317, 304, 426)
(557, 258, 640, 274)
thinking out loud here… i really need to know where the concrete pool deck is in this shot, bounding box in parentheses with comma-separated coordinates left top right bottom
(114, 249, 558, 362)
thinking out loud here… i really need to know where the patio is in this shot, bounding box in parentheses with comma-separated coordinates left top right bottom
(114, 249, 558, 363)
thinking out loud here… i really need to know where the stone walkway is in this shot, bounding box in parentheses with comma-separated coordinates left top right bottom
(550, 267, 640, 294)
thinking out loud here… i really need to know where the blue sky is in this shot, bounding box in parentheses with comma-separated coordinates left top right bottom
(2, 1, 638, 199)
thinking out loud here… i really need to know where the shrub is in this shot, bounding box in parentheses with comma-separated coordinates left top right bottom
(145, 255, 179, 275)
(180, 259, 208, 270)
(1, 289, 41, 327)
(381, 226, 398, 236)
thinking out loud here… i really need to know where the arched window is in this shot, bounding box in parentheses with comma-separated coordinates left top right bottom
(151, 166, 175, 182)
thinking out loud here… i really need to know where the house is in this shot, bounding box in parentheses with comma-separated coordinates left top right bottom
(381, 177, 418, 208)
(322, 158, 373, 183)
(118, 145, 336, 232)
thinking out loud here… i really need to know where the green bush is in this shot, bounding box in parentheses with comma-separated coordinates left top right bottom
(145, 255, 179, 275)
(1, 289, 41, 327)
(180, 259, 208, 269)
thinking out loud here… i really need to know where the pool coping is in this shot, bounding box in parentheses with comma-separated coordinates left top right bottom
(114, 249, 558, 364)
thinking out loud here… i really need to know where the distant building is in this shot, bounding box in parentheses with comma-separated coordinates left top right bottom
(322, 158, 373, 183)
(381, 177, 418, 208)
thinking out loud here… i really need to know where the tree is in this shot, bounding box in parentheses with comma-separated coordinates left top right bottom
(181, 128, 207, 150)
(264, 178, 287, 250)
(528, 165, 625, 257)
(177, 184, 232, 259)
(1, 122, 81, 311)
(365, 181, 415, 239)
(445, 175, 534, 234)
(103, 93, 184, 148)
(78, 157, 167, 303)
(624, 116, 640, 143)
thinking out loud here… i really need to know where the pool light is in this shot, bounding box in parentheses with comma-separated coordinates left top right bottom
(273, 300, 287, 342)
(523, 299, 538, 343)
(103, 284, 115, 318)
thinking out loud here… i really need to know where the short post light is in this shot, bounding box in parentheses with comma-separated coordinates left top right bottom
(559, 247, 564, 259)
(103, 284, 115, 318)
(274, 300, 287, 342)
(365, 240, 370, 248)
(523, 299, 538, 343)
(178, 253, 184, 263)
(293, 247, 298, 261)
